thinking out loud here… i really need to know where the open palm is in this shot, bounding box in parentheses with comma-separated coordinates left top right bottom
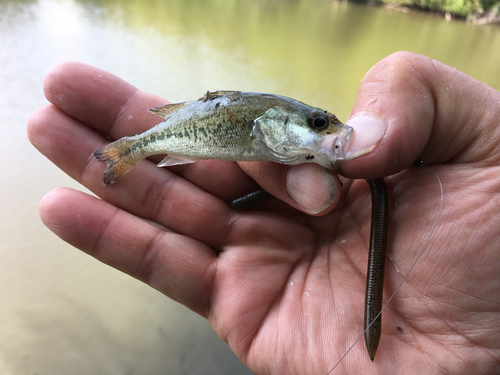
(28, 53, 500, 374)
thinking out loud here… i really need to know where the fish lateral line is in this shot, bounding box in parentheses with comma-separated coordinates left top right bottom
(326, 160, 444, 374)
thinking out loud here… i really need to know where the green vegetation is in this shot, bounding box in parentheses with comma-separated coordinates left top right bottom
(363, 0, 500, 21)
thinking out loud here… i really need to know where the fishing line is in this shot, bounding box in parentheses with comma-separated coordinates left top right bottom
(326, 161, 444, 374)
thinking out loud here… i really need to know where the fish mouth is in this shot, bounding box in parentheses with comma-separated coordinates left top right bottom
(320, 124, 353, 161)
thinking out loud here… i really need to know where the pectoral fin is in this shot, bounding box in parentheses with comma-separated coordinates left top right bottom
(157, 156, 196, 167)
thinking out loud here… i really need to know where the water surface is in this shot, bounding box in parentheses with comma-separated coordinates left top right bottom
(1, 0, 499, 373)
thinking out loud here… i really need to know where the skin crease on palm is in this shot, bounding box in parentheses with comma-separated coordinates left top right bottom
(27, 52, 500, 374)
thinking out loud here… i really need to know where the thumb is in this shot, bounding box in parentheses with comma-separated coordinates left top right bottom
(339, 51, 500, 179)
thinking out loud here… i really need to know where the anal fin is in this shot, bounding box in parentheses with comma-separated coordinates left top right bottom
(157, 156, 197, 167)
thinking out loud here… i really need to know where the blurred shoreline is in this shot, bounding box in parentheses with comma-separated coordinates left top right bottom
(345, 0, 500, 24)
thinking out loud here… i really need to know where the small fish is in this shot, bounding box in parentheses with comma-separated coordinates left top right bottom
(93, 90, 353, 185)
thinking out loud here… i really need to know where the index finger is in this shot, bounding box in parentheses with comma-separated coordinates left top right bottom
(43, 61, 165, 137)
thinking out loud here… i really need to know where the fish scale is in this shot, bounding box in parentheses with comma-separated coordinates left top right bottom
(93, 90, 352, 185)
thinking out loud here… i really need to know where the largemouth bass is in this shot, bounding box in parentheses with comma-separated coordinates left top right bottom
(93, 90, 353, 185)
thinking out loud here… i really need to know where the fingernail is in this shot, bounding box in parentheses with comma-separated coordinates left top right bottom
(345, 115, 386, 159)
(286, 164, 336, 215)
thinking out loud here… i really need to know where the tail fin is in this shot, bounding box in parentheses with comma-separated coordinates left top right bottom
(93, 138, 141, 185)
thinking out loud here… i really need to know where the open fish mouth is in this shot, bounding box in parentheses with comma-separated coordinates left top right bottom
(318, 124, 353, 167)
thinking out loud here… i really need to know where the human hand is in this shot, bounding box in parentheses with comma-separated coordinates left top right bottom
(28, 52, 500, 374)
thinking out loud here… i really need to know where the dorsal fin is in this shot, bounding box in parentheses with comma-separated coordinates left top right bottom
(199, 90, 241, 102)
(148, 102, 187, 118)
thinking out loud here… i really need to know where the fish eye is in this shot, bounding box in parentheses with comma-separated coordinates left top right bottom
(307, 111, 330, 131)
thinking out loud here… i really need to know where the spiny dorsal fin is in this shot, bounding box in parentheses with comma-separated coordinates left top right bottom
(148, 102, 187, 118)
(199, 90, 241, 102)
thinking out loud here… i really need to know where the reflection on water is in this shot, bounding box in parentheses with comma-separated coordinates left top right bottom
(1, 0, 499, 373)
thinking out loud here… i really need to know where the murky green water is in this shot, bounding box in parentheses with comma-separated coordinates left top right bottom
(1, 0, 499, 373)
